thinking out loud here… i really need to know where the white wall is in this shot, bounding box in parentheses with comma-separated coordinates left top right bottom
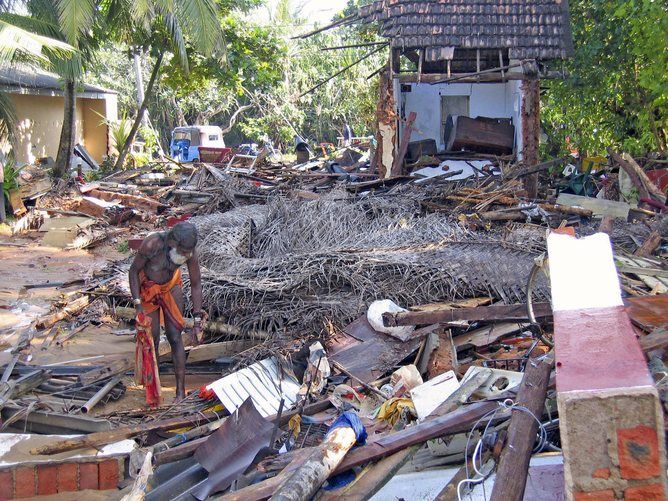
(397, 79, 523, 152)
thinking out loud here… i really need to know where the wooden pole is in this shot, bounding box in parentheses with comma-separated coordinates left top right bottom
(270, 426, 358, 501)
(30, 412, 220, 456)
(383, 302, 553, 327)
(390, 111, 417, 176)
(490, 353, 554, 501)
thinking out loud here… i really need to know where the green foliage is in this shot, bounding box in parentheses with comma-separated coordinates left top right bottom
(100, 112, 133, 153)
(2, 155, 19, 200)
(116, 240, 130, 253)
(542, 0, 668, 157)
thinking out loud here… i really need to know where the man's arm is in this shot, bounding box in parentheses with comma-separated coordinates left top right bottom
(187, 251, 203, 315)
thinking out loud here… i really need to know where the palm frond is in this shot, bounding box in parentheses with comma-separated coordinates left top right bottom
(55, 0, 95, 46)
(176, 0, 221, 55)
(0, 91, 16, 143)
(162, 12, 188, 72)
(0, 19, 75, 65)
(0, 12, 61, 40)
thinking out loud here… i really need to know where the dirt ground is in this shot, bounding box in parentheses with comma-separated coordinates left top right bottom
(0, 235, 215, 414)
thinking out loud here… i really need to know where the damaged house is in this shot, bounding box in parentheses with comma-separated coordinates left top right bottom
(359, 0, 574, 195)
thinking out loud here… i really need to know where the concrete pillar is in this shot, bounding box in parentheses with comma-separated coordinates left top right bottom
(548, 232, 667, 500)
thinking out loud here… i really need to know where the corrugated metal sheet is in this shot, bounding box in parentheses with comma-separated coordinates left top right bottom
(206, 358, 300, 417)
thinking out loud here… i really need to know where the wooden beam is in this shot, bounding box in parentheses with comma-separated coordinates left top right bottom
(333, 401, 499, 474)
(634, 231, 662, 257)
(383, 303, 553, 327)
(490, 354, 554, 501)
(30, 412, 221, 455)
(270, 427, 358, 501)
(390, 111, 417, 176)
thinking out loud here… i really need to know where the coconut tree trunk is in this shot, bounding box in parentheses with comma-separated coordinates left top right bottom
(114, 52, 164, 171)
(54, 79, 76, 178)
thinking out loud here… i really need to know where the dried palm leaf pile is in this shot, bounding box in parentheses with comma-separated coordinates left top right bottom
(187, 191, 550, 337)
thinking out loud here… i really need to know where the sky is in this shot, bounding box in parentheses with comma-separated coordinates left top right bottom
(258, 0, 351, 27)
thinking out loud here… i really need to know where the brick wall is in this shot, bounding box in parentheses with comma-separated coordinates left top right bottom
(0, 457, 123, 499)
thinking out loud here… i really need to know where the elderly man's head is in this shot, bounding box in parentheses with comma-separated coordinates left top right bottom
(167, 222, 198, 264)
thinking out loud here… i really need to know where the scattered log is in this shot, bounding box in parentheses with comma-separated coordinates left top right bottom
(333, 400, 499, 474)
(537, 203, 592, 218)
(634, 230, 662, 257)
(30, 412, 220, 455)
(319, 445, 420, 500)
(480, 210, 525, 221)
(88, 188, 167, 213)
(384, 303, 552, 327)
(35, 295, 91, 330)
(490, 353, 554, 501)
(610, 151, 666, 204)
(114, 306, 268, 340)
(270, 426, 358, 501)
(391, 111, 417, 176)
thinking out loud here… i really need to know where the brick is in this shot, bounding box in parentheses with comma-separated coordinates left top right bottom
(625, 483, 666, 501)
(618, 425, 660, 480)
(14, 466, 35, 498)
(57, 463, 78, 492)
(36, 464, 58, 495)
(98, 459, 119, 490)
(0, 470, 13, 501)
(574, 490, 614, 501)
(79, 463, 99, 490)
(591, 468, 610, 479)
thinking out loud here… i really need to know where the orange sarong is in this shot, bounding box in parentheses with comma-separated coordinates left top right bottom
(139, 269, 184, 331)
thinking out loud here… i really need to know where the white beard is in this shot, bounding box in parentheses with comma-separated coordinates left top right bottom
(169, 247, 188, 265)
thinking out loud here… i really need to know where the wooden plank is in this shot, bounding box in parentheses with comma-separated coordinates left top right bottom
(384, 303, 552, 327)
(634, 231, 662, 257)
(30, 412, 221, 455)
(556, 193, 633, 219)
(391, 111, 417, 176)
(333, 400, 498, 474)
(454, 323, 529, 351)
(35, 295, 91, 330)
(490, 354, 554, 501)
(639, 328, 668, 353)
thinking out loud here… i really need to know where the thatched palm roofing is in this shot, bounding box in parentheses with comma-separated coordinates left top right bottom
(358, 0, 574, 60)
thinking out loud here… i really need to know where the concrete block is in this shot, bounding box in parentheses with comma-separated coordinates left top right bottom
(548, 233, 668, 500)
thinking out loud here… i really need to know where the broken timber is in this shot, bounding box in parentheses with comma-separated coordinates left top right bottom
(270, 426, 358, 501)
(490, 353, 554, 501)
(383, 303, 552, 327)
(30, 412, 221, 455)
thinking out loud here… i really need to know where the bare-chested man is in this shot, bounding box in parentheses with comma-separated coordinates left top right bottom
(129, 222, 204, 401)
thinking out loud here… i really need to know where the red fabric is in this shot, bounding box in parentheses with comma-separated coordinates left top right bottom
(135, 313, 162, 408)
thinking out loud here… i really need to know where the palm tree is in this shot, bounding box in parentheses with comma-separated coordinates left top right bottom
(105, 0, 223, 170)
(1, 0, 93, 177)
(0, 12, 75, 143)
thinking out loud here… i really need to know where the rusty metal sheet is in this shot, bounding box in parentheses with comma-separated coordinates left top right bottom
(192, 398, 273, 500)
(624, 293, 668, 331)
(327, 316, 426, 383)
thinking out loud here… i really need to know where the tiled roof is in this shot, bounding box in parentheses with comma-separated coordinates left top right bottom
(0, 65, 116, 94)
(359, 0, 574, 60)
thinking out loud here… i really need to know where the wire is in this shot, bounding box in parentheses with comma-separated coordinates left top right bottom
(457, 399, 550, 501)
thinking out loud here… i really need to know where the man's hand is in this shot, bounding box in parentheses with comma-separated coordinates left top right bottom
(192, 311, 208, 345)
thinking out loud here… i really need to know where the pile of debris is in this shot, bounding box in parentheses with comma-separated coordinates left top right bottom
(0, 145, 666, 500)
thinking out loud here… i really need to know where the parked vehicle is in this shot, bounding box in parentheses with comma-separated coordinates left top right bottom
(170, 126, 226, 163)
